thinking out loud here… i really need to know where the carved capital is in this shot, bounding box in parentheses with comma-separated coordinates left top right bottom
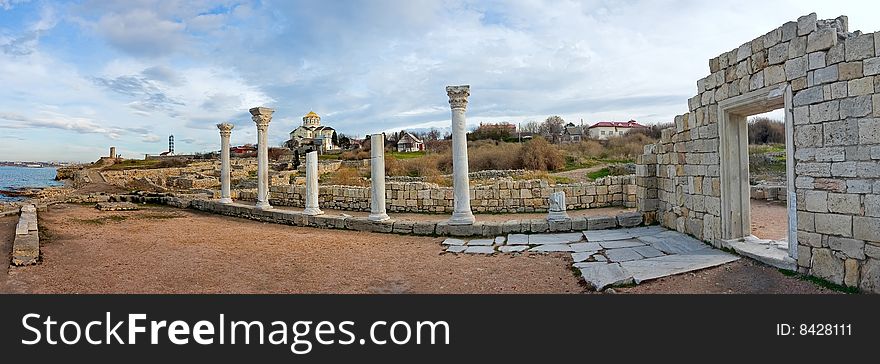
(249, 107, 274, 129)
(217, 122, 234, 137)
(446, 85, 470, 110)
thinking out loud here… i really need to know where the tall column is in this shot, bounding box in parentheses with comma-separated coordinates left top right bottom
(368, 133, 389, 221)
(447, 85, 475, 225)
(217, 122, 234, 204)
(250, 107, 273, 210)
(303, 151, 323, 216)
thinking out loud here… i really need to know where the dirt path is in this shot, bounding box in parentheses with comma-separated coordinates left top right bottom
(750, 199, 788, 241)
(0, 204, 835, 294)
(551, 165, 608, 183)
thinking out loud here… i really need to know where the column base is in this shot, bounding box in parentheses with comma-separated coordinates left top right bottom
(219, 197, 233, 204)
(547, 211, 570, 222)
(303, 207, 324, 216)
(255, 201, 272, 210)
(448, 210, 475, 225)
(368, 212, 390, 221)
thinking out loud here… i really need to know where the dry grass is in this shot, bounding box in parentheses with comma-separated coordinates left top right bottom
(322, 167, 368, 186)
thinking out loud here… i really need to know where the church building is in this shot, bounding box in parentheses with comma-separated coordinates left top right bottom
(285, 111, 338, 153)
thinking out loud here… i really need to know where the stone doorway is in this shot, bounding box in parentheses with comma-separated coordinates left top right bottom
(716, 84, 797, 269)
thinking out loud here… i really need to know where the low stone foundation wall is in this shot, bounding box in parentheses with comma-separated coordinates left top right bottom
(750, 185, 787, 201)
(12, 204, 39, 266)
(188, 199, 645, 238)
(239, 175, 637, 213)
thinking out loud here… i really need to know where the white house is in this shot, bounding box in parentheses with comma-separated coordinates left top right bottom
(396, 132, 425, 152)
(587, 120, 646, 140)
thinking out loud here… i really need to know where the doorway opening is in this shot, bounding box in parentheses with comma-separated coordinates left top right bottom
(716, 85, 797, 269)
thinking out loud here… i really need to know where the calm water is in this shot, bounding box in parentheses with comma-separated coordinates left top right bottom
(0, 166, 62, 202)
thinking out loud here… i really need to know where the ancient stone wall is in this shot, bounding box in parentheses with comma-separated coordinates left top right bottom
(636, 13, 880, 292)
(239, 175, 636, 213)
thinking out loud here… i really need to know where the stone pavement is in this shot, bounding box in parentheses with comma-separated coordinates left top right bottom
(442, 225, 739, 290)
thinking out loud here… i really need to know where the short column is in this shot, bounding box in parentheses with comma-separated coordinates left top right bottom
(217, 122, 234, 204)
(368, 133, 390, 221)
(303, 151, 323, 216)
(250, 107, 273, 210)
(447, 85, 475, 225)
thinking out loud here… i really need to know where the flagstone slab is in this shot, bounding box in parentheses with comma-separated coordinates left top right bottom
(499, 245, 529, 253)
(598, 239, 645, 249)
(468, 238, 495, 246)
(579, 263, 634, 290)
(605, 248, 643, 262)
(442, 238, 466, 246)
(528, 232, 584, 245)
(506, 234, 530, 245)
(464, 246, 496, 254)
(570, 242, 602, 252)
(529, 244, 574, 253)
(632, 245, 665, 258)
(619, 251, 739, 283)
(573, 261, 608, 269)
(494, 236, 506, 245)
(638, 233, 711, 255)
(571, 252, 592, 262)
(445, 245, 467, 253)
(593, 254, 608, 262)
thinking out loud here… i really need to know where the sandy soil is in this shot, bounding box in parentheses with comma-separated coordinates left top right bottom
(1, 204, 584, 294)
(750, 199, 788, 241)
(0, 203, 832, 294)
(616, 259, 837, 294)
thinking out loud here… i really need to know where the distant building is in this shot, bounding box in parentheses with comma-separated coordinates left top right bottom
(230, 144, 257, 157)
(285, 111, 338, 153)
(396, 132, 425, 152)
(587, 120, 646, 140)
(562, 122, 586, 143)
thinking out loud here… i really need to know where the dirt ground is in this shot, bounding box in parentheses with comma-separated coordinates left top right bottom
(750, 199, 788, 241)
(0, 203, 834, 294)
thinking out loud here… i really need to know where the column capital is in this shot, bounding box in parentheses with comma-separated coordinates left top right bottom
(249, 107, 274, 129)
(217, 122, 234, 137)
(446, 85, 470, 110)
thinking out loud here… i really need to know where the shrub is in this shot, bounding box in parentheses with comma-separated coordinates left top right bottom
(748, 117, 785, 144)
(324, 167, 367, 186)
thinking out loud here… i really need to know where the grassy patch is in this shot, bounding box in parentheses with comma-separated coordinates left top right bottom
(386, 151, 427, 159)
(586, 168, 611, 180)
(778, 269, 860, 294)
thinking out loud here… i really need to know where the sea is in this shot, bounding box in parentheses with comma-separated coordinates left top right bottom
(0, 166, 62, 202)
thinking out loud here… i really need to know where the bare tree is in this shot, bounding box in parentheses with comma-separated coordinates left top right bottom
(539, 115, 565, 143)
(520, 120, 540, 133)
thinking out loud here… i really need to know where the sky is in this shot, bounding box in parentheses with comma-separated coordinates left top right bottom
(0, 0, 877, 162)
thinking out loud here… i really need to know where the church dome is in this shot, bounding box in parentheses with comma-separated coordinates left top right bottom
(303, 111, 321, 127)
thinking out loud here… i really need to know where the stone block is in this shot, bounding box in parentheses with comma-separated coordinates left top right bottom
(865, 57, 880, 76)
(814, 213, 852, 237)
(768, 42, 789, 65)
(586, 216, 617, 230)
(804, 190, 828, 212)
(840, 95, 872, 118)
(848, 77, 874, 96)
(831, 161, 858, 177)
(781, 21, 798, 41)
(785, 56, 808, 80)
(789, 35, 807, 59)
(806, 27, 836, 53)
(854, 217, 880, 242)
(828, 236, 865, 259)
(844, 259, 860, 287)
(798, 231, 823, 248)
(859, 118, 880, 143)
(809, 100, 839, 123)
(811, 248, 844, 284)
(616, 212, 643, 228)
(794, 123, 823, 147)
(823, 120, 856, 146)
(838, 61, 863, 80)
(867, 195, 880, 217)
(830, 81, 848, 99)
(412, 221, 436, 235)
(812, 64, 838, 85)
(808, 51, 826, 70)
(845, 33, 875, 61)
(797, 245, 812, 268)
(860, 258, 880, 293)
(797, 13, 817, 36)
(827, 193, 861, 215)
(792, 85, 824, 106)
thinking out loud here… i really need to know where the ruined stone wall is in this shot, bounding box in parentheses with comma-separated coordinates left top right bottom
(239, 175, 636, 213)
(636, 13, 880, 292)
(100, 159, 257, 190)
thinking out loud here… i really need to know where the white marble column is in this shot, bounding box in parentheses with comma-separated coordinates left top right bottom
(303, 151, 323, 216)
(250, 107, 273, 210)
(447, 85, 475, 225)
(217, 122, 234, 204)
(368, 133, 389, 221)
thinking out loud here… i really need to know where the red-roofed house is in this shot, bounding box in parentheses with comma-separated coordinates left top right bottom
(587, 120, 646, 140)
